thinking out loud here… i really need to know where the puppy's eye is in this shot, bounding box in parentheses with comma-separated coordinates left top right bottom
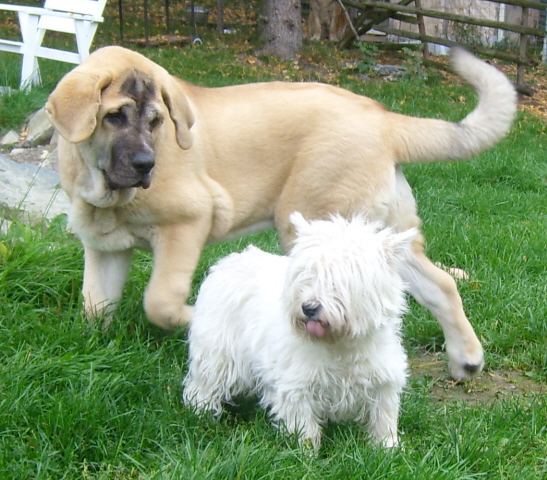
(105, 111, 127, 126)
(150, 116, 162, 129)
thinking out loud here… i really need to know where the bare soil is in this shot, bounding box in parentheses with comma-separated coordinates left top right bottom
(3, 144, 59, 171)
(410, 353, 545, 404)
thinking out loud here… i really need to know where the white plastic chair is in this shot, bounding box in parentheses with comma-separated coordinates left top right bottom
(0, 0, 107, 89)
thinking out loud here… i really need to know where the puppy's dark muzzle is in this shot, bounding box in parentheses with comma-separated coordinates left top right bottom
(105, 151, 155, 191)
(130, 152, 155, 189)
(132, 152, 155, 175)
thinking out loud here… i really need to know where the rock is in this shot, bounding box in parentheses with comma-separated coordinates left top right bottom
(0, 219, 11, 236)
(374, 64, 406, 77)
(1, 130, 20, 146)
(50, 129, 59, 147)
(9, 148, 31, 156)
(0, 152, 69, 225)
(356, 74, 373, 83)
(0, 86, 16, 97)
(0, 104, 67, 228)
(22, 107, 55, 148)
(40, 147, 58, 171)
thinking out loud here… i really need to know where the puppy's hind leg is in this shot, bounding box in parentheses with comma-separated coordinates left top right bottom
(389, 168, 483, 381)
(402, 236, 484, 381)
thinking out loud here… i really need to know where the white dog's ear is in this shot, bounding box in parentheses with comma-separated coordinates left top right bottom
(46, 71, 113, 143)
(289, 212, 310, 234)
(384, 227, 418, 259)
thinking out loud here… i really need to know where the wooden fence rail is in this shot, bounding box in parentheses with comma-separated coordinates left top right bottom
(339, 0, 547, 95)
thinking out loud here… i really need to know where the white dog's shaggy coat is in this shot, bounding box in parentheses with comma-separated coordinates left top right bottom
(183, 213, 416, 449)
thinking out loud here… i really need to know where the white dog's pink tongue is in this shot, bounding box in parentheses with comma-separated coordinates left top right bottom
(306, 320, 326, 338)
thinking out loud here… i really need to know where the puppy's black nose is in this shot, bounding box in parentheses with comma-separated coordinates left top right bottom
(302, 302, 321, 318)
(132, 152, 155, 174)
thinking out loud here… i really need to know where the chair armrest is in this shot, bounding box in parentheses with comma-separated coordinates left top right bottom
(0, 4, 103, 22)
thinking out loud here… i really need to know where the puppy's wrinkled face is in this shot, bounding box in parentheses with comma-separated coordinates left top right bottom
(87, 70, 165, 191)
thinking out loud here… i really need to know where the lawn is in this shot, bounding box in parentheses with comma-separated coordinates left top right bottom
(1, 26, 547, 479)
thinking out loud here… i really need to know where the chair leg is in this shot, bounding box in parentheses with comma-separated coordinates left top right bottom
(18, 12, 41, 89)
(74, 20, 98, 61)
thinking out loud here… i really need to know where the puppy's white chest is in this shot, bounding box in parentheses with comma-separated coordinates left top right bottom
(70, 205, 156, 251)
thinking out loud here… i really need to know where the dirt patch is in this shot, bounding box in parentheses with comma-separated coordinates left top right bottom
(491, 60, 547, 121)
(411, 353, 545, 404)
(2, 144, 59, 172)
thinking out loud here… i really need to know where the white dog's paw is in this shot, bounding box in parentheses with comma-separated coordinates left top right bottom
(380, 434, 399, 448)
(282, 417, 322, 453)
(299, 432, 322, 455)
(182, 379, 224, 416)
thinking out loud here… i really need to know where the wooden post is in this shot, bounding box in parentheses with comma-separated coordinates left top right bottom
(217, 0, 224, 34)
(340, 0, 546, 94)
(144, 0, 149, 46)
(518, 6, 529, 87)
(339, 0, 416, 48)
(414, 0, 429, 60)
(165, 0, 170, 35)
(118, 0, 124, 43)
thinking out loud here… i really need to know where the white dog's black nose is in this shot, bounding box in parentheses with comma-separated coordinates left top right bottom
(302, 302, 321, 318)
(132, 152, 155, 174)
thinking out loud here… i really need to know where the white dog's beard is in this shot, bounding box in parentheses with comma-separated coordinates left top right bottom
(298, 300, 330, 338)
(292, 303, 348, 340)
(286, 283, 388, 342)
(305, 319, 326, 337)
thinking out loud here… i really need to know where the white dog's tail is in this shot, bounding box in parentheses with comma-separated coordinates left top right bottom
(394, 48, 517, 164)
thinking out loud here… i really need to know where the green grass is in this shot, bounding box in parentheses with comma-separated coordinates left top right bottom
(1, 35, 547, 478)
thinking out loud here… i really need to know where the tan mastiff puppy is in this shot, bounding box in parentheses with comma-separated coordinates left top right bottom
(45, 46, 516, 381)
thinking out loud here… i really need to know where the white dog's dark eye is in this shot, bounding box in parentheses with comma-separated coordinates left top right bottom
(105, 111, 127, 126)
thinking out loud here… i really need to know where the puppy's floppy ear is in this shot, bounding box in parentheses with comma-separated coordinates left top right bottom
(289, 212, 310, 235)
(45, 71, 113, 143)
(160, 76, 195, 150)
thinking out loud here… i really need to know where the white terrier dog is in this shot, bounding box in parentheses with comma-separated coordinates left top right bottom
(183, 213, 416, 450)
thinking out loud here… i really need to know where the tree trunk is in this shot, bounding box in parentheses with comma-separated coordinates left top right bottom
(258, 0, 303, 60)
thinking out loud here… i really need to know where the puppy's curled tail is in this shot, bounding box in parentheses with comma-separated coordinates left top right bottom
(394, 47, 517, 164)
